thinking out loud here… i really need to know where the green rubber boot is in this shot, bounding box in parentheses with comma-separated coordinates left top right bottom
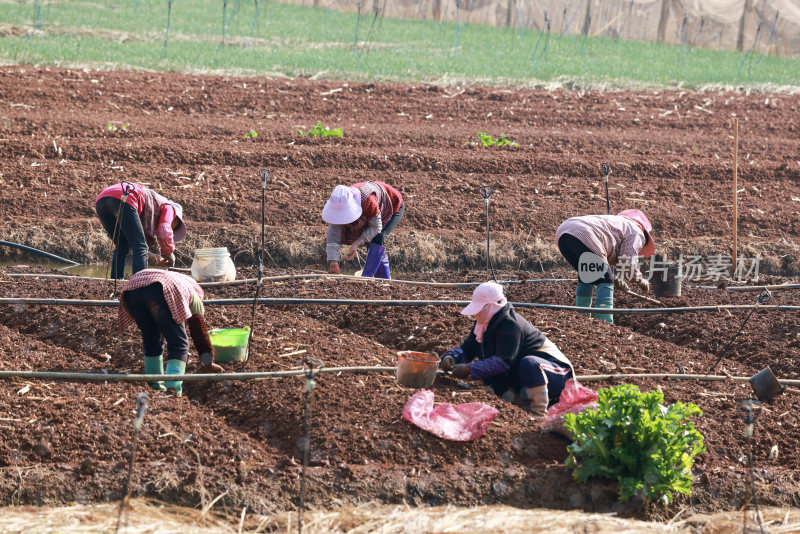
(576, 281, 594, 311)
(594, 282, 614, 324)
(144, 355, 166, 391)
(164, 359, 187, 396)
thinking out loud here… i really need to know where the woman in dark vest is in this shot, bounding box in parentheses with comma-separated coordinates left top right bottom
(439, 282, 574, 419)
(95, 182, 187, 278)
(322, 181, 404, 279)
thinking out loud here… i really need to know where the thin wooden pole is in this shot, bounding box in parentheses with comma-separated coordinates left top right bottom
(733, 118, 739, 269)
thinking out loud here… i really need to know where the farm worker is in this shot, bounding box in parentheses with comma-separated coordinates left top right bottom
(95, 181, 187, 278)
(555, 209, 654, 324)
(439, 281, 574, 419)
(119, 269, 223, 396)
(322, 181, 404, 279)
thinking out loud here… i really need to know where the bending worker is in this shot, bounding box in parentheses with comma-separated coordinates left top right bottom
(95, 181, 187, 278)
(322, 181, 404, 279)
(119, 269, 223, 396)
(556, 209, 654, 324)
(439, 281, 574, 419)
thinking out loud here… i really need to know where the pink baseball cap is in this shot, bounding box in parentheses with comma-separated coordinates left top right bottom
(461, 281, 508, 316)
(618, 209, 655, 258)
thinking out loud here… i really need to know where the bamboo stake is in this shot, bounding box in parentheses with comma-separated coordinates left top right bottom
(733, 117, 739, 269)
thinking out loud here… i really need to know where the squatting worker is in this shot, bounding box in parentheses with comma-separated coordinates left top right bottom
(556, 209, 654, 324)
(439, 281, 574, 419)
(322, 181, 404, 279)
(119, 269, 223, 396)
(95, 181, 187, 278)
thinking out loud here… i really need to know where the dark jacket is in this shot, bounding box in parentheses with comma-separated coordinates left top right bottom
(460, 303, 549, 363)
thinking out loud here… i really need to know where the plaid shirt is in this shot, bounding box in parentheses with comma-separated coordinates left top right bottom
(556, 215, 646, 280)
(118, 269, 204, 332)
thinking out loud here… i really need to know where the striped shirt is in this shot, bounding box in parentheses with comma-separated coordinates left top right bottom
(118, 269, 204, 332)
(556, 215, 646, 280)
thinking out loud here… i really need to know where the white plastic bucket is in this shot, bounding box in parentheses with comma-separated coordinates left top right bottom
(191, 247, 236, 283)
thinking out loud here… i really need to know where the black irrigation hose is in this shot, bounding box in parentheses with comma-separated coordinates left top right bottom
(3, 369, 800, 386)
(706, 289, 771, 374)
(5, 272, 578, 287)
(298, 357, 322, 534)
(115, 392, 149, 533)
(0, 240, 78, 266)
(4, 296, 800, 315)
(479, 186, 497, 282)
(243, 168, 270, 370)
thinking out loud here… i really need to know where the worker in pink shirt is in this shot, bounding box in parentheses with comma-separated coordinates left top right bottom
(95, 182, 187, 278)
(322, 181, 404, 278)
(119, 269, 223, 396)
(556, 209, 654, 324)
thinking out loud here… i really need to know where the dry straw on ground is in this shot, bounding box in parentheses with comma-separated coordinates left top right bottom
(1, 499, 800, 534)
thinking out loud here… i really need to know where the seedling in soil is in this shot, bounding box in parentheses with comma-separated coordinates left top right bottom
(106, 122, 129, 133)
(476, 132, 517, 147)
(298, 121, 343, 138)
(563, 383, 705, 504)
(244, 129, 258, 139)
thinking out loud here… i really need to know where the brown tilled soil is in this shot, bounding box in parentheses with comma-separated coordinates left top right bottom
(1, 67, 800, 520)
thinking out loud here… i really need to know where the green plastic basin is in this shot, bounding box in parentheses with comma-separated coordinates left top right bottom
(209, 327, 250, 362)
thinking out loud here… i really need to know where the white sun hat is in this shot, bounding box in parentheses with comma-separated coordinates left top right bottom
(322, 185, 362, 224)
(461, 281, 507, 316)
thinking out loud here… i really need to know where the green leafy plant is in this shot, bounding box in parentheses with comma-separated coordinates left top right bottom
(476, 132, 517, 147)
(298, 120, 343, 138)
(563, 384, 705, 504)
(106, 122, 128, 132)
(244, 129, 258, 138)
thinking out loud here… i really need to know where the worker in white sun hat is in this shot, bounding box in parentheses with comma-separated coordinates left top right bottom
(438, 281, 574, 419)
(322, 181, 404, 279)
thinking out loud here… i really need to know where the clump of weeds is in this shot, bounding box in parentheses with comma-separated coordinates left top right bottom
(298, 120, 343, 138)
(106, 122, 129, 133)
(476, 132, 517, 147)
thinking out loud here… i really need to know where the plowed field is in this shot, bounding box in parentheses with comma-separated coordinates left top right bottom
(2, 66, 800, 519)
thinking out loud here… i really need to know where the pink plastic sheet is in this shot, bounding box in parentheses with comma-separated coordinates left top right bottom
(402, 390, 499, 441)
(543, 379, 598, 438)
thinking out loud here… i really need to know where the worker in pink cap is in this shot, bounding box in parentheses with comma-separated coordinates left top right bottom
(322, 181, 404, 279)
(556, 209, 654, 324)
(438, 281, 574, 419)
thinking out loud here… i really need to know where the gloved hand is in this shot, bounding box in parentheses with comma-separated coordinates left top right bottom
(452, 364, 470, 379)
(636, 279, 650, 294)
(199, 361, 224, 373)
(613, 278, 630, 292)
(439, 355, 456, 372)
(328, 262, 340, 275)
(165, 253, 176, 267)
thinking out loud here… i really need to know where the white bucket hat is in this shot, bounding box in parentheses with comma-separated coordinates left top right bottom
(171, 202, 187, 242)
(322, 185, 362, 224)
(461, 281, 507, 316)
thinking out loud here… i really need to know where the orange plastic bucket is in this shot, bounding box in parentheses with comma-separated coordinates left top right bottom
(396, 351, 439, 388)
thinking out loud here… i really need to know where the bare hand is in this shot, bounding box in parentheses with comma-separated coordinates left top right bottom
(342, 243, 359, 261)
(165, 253, 176, 267)
(613, 278, 630, 292)
(636, 279, 650, 294)
(148, 252, 167, 267)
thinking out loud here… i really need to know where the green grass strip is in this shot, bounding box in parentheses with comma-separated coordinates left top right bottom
(1, 0, 798, 89)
